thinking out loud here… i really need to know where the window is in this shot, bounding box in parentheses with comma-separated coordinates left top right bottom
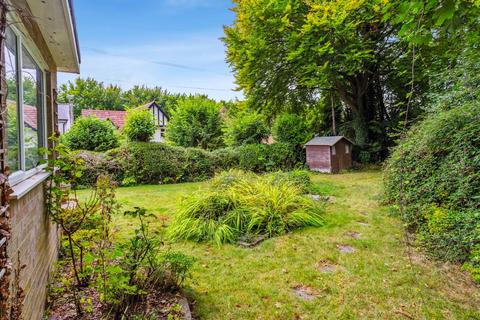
(5, 28, 19, 172)
(345, 144, 350, 154)
(5, 27, 47, 185)
(331, 145, 336, 155)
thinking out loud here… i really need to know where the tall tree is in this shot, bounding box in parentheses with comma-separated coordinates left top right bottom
(122, 85, 184, 113)
(58, 77, 123, 117)
(223, 0, 427, 161)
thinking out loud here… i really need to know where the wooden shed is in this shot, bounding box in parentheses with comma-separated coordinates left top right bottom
(305, 136, 353, 173)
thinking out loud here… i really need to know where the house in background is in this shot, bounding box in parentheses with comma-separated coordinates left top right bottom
(0, 0, 80, 319)
(81, 109, 128, 129)
(57, 103, 74, 134)
(305, 136, 353, 173)
(141, 101, 169, 142)
(81, 101, 169, 142)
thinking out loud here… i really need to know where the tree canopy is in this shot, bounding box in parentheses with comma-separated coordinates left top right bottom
(58, 78, 185, 117)
(223, 0, 480, 162)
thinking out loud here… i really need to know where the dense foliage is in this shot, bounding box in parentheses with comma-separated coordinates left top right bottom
(75, 142, 301, 187)
(62, 116, 119, 152)
(272, 113, 312, 148)
(223, 0, 480, 162)
(168, 170, 324, 245)
(124, 107, 156, 142)
(384, 103, 480, 280)
(223, 112, 270, 146)
(165, 96, 225, 150)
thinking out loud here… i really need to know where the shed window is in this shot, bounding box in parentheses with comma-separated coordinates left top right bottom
(4, 27, 47, 185)
(331, 145, 336, 155)
(345, 144, 350, 154)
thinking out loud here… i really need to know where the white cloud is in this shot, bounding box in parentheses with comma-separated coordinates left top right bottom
(58, 32, 242, 101)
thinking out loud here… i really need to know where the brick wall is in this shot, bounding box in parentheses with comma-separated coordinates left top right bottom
(7, 182, 58, 320)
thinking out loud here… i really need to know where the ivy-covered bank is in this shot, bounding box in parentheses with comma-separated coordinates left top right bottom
(384, 103, 480, 281)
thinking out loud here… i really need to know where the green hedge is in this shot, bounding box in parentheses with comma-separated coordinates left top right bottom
(384, 103, 480, 280)
(75, 142, 302, 186)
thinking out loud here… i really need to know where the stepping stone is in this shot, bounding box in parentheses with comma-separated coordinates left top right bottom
(336, 244, 355, 253)
(357, 221, 369, 226)
(292, 285, 321, 301)
(316, 259, 339, 273)
(324, 195, 336, 203)
(308, 194, 322, 201)
(345, 231, 361, 239)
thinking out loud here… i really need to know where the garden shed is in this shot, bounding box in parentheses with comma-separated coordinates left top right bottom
(305, 136, 353, 173)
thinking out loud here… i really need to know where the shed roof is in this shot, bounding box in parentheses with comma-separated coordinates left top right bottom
(305, 136, 353, 146)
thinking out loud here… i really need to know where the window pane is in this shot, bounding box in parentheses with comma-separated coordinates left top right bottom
(22, 46, 43, 170)
(5, 28, 19, 172)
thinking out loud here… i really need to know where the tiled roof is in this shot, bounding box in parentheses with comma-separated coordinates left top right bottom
(305, 136, 353, 146)
(81, 109, 127, 128)
(24, 104, 38, 130)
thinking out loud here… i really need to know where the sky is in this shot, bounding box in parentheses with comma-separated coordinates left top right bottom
(58, 0, 241, 101)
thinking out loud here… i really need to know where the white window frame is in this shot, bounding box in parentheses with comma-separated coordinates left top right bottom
(345, 144, 350, 154)
(7, 26, 48, 186)
(331, 145, 336, 156)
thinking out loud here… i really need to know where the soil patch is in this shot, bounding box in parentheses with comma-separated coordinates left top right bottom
(336, 244, 355, 253)
(291, 285, 321, 301)
(345, 231, 361, 239)
(315, 259, 341, 273)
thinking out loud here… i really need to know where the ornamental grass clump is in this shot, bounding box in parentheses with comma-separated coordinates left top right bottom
(168, 170, 324, 245)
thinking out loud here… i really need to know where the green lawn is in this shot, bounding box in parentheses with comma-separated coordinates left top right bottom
(82, 170, 480, 319)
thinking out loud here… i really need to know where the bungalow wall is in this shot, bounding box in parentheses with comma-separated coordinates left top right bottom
(2, 4, 67, 318)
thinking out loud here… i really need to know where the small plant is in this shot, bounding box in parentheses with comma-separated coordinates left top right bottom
(160, 251, 196, 290)
(124, 107, 156, 142)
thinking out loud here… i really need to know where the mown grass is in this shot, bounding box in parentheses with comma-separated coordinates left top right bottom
(79, 170, 480, 319)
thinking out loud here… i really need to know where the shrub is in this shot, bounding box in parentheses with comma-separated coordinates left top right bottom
(63, 116, 119, 152)
(272, 113, 311, 147)
(418, 206, 480, 263)
(384, 102, 480, 279)
(124, 107, 156, 142)
(74, 150, 124, 187)
(224, 112, 269, 146)
(165, 96, 224, 150)
(236, 143, 298, 172)
(120, 142, 219, 184)
(168, 170, 324, 245)
(384, 103, 480, 229)
(73, 142, 305, 187)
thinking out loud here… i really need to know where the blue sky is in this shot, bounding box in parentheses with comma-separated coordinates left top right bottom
(59, 0, 240, 101)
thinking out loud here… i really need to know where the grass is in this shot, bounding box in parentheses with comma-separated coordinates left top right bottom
(79, 170, 480, 319)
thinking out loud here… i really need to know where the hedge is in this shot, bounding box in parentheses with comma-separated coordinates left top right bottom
(384, 103, 480, 280)
(75, 142, 302, 186)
